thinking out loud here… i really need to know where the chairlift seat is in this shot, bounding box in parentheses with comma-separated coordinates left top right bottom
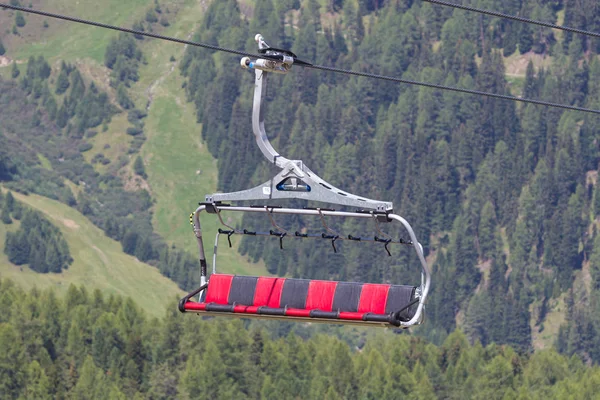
(180, 274, 418, 327)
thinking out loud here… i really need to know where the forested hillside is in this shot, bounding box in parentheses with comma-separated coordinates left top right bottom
(2, 278, 600, 399)
(181, 0, 600, 359)
(2, 2, 600, 396)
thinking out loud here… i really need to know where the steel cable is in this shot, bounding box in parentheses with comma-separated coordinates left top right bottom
(2, 2, 600, 115)
(306, 63, 600, 114)
(422, 0, 600, 39)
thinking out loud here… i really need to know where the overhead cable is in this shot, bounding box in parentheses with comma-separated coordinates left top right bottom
(1, 2, 600, 115)
(305, 63, 600, 114)
(422, 0, 600, 39)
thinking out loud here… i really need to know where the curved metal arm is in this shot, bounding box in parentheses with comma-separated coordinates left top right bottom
(206, 35, 393, 212)
(252, 69, 291, 167)
(388, 214, 430, 327)
(192, 205, 208, 292)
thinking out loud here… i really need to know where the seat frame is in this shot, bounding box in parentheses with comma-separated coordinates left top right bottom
(180, 205, 430, 328)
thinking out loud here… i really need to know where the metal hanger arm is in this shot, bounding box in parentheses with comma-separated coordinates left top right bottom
(206, 37, 393, 212)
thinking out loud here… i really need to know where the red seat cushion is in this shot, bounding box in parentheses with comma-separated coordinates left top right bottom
(184, 274, 417, 326)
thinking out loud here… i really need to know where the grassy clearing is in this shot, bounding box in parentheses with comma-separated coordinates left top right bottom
(37, 153, 52, 170)
(506, 75, 525, 97)
(504, 51, 553, 77)
(143, 83, 268, 276)
(0, 188, 183, 318)
(14, 0, 153, 63)
(137, 0, 267, 276)
(531, 293, 566, 351)
(84, 112, 132, 172)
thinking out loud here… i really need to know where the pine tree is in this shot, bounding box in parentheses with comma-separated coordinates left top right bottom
(519, 24, 534, 54)
(133, 156, 147, 178)
(61, 186, 77, 207)
(15, 11, 26, 27)
(56, 105, 69, 128)
(0, 206, 11, 225)
(523, 61, 537, 99)
(23, 361, 52, 400)
(594, 182, 600, 219)
(5, 231, 29, 264)
(117, 84, 134, 109)
(55, 68, 70, 95)
(145, 9, 158, 23)
(478, 201, 498, 260)
(464, 292, 492, 346)
(0, 323, 25, 398)
(132, 20, 145, 40)
(121, 230, 139, 255)
(4, 191, 14, 213)
(11, 63, 20, 78)
(70, 356, 103, 400)
(134, 236, 153, 262)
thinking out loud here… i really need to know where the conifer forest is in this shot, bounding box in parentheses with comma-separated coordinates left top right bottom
(2, 0, 600, 398)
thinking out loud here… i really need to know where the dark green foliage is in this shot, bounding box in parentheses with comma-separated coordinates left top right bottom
(3, 202, 72, 273)
(1, 279, 600, 399)
(4, 191, 14, 213)
(519, 23, 534, 54)
(133, 156, 147, 179)
(55, 64, 70, 95)
(11, 63, 19, 79)
(0, 38, 5, 56)
(594, 181, 600, 218)
(502, 23, 518, 57)
(78, 142, 93, 152)
(15, 11, 25, 27)
(126, 127, 143, 136)
(1, 206, 11, 225)
(145, 9, 158, 23)
(117, 84, 134, 109)
(104, 34, 142, 86)
(60, 186, 77, 207)
(132, 20, 145, 40)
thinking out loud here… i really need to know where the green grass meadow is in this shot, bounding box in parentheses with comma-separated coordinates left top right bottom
(15, 0, 154, 63)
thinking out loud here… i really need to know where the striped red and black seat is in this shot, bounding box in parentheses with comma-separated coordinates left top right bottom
(180, 274, 418, 326)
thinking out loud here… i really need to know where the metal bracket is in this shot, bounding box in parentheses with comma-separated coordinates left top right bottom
(205, 34, 393, 212)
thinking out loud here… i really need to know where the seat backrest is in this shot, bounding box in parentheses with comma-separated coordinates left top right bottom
(204, 274, 416, 317)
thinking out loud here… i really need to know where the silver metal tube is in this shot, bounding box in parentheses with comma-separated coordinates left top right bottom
(252, 69, 290, 167)
(192, 205, 208, 295)
(387, 214, 431, 327)
(212, 232, 219, 275)
(207, 206, 379, 218)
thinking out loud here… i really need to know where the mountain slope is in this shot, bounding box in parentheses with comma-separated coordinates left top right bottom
(0, 188, 183, 317)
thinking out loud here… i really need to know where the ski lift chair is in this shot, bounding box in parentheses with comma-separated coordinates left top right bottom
(179, 35, 430, 328)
